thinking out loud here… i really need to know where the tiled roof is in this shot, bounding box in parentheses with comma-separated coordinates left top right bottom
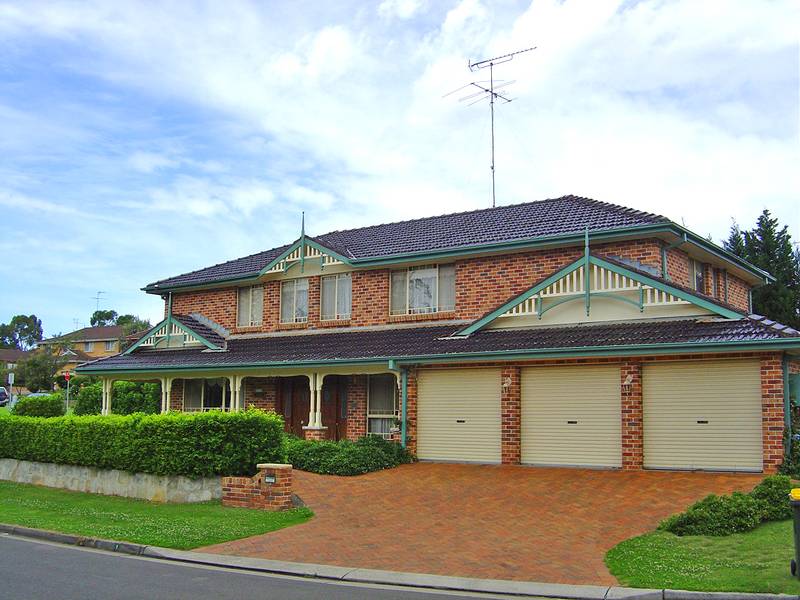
(0, 348, 30, 362)
(77, 317, 799, 373)
(172, 314, 228, 348)
(145, 195, 668, 290)
(42, 326, 126, 343)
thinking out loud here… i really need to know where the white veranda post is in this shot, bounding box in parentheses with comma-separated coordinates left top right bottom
(160, 377, 174, 413)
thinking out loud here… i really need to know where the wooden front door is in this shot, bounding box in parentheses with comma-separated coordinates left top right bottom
(278, 377, 310, 437)
(321, 376, 348, 441)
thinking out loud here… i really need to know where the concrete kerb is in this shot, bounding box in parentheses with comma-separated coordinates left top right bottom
(2, 523, 797, 600)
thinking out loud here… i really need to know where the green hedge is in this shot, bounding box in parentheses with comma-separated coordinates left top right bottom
(12, 393, 65, 418)
(659, 475, 792, 536)
(286, 435, 413, 476)
(73, 381, 160, 416)
(0, 409, 285, 479)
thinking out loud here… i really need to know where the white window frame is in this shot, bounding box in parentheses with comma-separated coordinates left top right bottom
(83, 341, 94, 352)
(280, 278, 309, 324)
(389, 264, 455, 316)
(691, 259, 705, 293)
(367, 374, 399, 438)
(320, 273, 352, 321)
(237, 285, 264, 327)
(104, 340, 115, 352)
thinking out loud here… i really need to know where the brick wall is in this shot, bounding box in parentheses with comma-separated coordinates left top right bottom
(169, 379, 183, 411)
(222, 464, 293, 511)
(346, 375, 367, 441)
(761, 354, 785, 474)
(243, 377, 277, 411)
(500, 366, 521, 465)
(169, 237, 730, 333)
(620, 361, 643, 470)
(727, 273, 750, 312)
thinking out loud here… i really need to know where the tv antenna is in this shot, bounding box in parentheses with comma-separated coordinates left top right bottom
(445, 45, 536, 207)
(91, 291, 106, 311)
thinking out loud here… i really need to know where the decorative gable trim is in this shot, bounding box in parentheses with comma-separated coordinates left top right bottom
(258, 237, 352, 276)
(456, 253, 743, 337)
(124, 317, 223, 354)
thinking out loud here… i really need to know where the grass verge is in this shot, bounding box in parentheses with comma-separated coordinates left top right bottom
(606, 520, 800, 594)
(0, 481, 312, 550)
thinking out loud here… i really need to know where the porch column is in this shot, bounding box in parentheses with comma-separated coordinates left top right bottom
(303, 373, 327, 440)
(101, 378, 114, 415)
(314, 374, 324, 428)
(160, 377, 173, 413)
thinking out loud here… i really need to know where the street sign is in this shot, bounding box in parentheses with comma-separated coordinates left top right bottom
(7, 372, 13, 386)
(64, 371, 71, 381)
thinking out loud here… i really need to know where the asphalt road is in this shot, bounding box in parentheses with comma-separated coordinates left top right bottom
(0, 535, 514, 600)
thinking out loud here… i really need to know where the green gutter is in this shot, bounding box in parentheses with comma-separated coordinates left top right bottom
(77, 336, 800, 376)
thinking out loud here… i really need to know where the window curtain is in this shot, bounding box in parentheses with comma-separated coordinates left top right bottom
(250, 285, 264, 325)
(337, 274, 351, 318)
(295, 278, 309, 321)
(390, 270, 407, 314)
(280, 281, 294, 323)
(321, 276, 336, 320)
(409, 267, 436, 313)
(438, 264, 456, 311)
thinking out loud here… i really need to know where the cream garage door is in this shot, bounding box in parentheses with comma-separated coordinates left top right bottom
(416, 368, 501, 463)
(521, 365, 622, 467)
(643, 359, 762, 472)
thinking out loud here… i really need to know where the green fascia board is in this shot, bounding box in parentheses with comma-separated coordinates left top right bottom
(123, 317, 221, 355)
(257, 237, 353, 277)
(77, 336, 800, 376)
(588, 255, 743, 320)
(142, 221, 771, 294)
(456, 258, 585, 336)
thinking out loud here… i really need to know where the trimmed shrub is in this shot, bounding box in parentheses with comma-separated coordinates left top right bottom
(0, 409, 285, 479)
(659, 492, 762, 536)
(751, 475, 792, 521)
(12, 393, 65, 418)
(73, 381, 160, 416)
(286, 435, 413, 476)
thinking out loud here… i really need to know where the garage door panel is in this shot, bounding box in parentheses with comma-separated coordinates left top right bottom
(643, 359, 762, 471)
(417, 369, 501, 463)
(521, 365, 621, 468)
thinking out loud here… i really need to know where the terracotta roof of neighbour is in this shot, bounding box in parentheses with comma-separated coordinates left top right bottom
(77, 317, 800, 373)
(145, 195, 668, 290)
(0, 348, 30, 362)
(42, 326, 126, 343)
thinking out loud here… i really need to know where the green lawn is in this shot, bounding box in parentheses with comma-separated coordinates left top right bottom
(0, 481, 312, 550)
(607, 520, 800, 594)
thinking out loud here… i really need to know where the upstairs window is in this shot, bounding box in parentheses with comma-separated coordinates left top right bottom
(281, 278, 309, 323)
(321, 273, 351, 321)
(691, 259, 705, 293)
(390, 264, 455, 315)
(104, 340, 115, 352)
(237, 285, 264, 327)
(83, 341, 94, 352)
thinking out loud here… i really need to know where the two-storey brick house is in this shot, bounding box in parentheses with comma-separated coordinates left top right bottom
(78, 196, 800, 473)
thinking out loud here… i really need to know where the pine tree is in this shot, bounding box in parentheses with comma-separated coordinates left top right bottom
(726, 210, 800, 328)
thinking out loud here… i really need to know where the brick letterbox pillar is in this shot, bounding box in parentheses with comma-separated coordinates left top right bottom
(222, 463, 293, 511)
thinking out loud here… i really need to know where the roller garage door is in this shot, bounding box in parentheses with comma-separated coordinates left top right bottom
(643, 359, 762, 471)
(521, 365, 622, 467)
(416, 368, 501, 462)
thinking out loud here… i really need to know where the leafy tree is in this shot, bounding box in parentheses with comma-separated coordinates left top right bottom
(16, 350, 66, 393)
(725, 210, 800, 328)
(90, 309, 118, 327)
(0, 315, 43, 350)
(116, 314, 152, 335)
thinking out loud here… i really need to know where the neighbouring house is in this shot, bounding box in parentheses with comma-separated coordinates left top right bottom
(78, 195, 800, 473)
(0, 348, 30, 395)
(40, 326, 128, 375)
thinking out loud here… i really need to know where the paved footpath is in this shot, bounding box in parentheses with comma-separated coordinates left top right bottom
(201, 463, 761, 584)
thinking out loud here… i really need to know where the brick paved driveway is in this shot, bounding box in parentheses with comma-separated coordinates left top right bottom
(201, 463, 762, 585)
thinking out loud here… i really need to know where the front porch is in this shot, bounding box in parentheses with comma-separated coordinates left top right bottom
(97, 368, 404, 444)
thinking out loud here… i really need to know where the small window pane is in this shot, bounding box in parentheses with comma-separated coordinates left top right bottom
(368, 417, 392, 437)
(368, 374, 396, 415)
(185, 379, 203, 410)
(337, 274, 351, 319)
(438, 264, 455, 312)
(295, 278, 309, 321)
(390, 271, 407, 315)
(237, 287, 250, 326)
(321, 276, 336, 320)
(84, 342, 94, 352)
(280, 280, 294, 323)
(250, 285, 264, 325)
(409, 266, 436, 313)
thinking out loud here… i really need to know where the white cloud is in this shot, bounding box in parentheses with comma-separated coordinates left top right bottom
(128, 151, 179, 173)
(378, 0, 424, 20)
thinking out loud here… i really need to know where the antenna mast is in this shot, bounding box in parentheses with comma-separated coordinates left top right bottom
(91, 291, 106, 312)
(450, 45, 536, 208)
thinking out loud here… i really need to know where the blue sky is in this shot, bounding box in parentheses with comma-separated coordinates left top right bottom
(1, 0, 798, 337)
